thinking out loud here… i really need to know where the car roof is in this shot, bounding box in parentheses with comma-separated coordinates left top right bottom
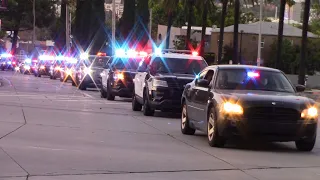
(151, 53, 204, 60)
(212, 64, 281, 72)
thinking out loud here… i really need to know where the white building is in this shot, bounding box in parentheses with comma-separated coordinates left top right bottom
(105, 0, 124, 18)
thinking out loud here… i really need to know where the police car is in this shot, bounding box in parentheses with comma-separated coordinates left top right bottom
(0, 53, 17, 71)
(75, 53, 109, 90)
(100, 49, 147, 100)
(49, 59, 64, 80)
(60, 62, 77, 86)
(34, 55, 55, 77)
(132, 49, 208, 116)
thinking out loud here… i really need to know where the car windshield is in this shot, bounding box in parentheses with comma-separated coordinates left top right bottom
(84, 56, 108, 67)
(111, 57, 142, 70)
(215, 69, 295, 93)
(150, 57, 207, 75)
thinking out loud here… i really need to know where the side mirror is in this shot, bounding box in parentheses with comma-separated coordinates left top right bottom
(296, 84, 305, 92)
(196, 79, 210, 88)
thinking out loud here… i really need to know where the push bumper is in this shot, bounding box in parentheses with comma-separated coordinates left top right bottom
(81, 74, 102, 88)
(110, 80, 133, 97)
(218, 115, 318, 142)
(148, 87, 183, 111)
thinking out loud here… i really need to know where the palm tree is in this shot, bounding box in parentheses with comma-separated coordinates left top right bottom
(298, 0, 311, 85)
(199, 0, 209, 56)
(233, 0, 240, 64)
(276, 0, 286, 69)
(185, 0, 195, 50)
(286, 0, 295, 24)
(162, 0, 180, 49)
(217, 0, 228, 64)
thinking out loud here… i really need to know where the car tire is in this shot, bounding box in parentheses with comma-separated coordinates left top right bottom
(37, 74, 41, 77)
(295, 136, 316, 152)
(207, 107, 226, 147)
(79, 83, 86, 90)
(101, 86, 107, 98)
(106, 84, 115, 100)
(50, 75, 53, 79)
(143, 91, 154, 116)
(132, 93, 142, 111)
(181, 103, 196, 135)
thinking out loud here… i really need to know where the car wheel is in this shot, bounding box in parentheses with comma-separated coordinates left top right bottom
(37, 74, 41, 77)
(79, 83, 86, 90)
(295, 136, 316, 152)
(181, 103, 196, 135)
(132, 93, 142, 111)
(143, 91, 154, 116)
(207, 107, 226, 147)
(50, 75, 53, 79)
(106, 84, 115, 100)
(101, 86, 107, 98)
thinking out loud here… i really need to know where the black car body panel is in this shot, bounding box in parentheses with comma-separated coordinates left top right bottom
(109, 71, 136, 97)
(146, 73, 195, 110)
(182, 65, 318, 143)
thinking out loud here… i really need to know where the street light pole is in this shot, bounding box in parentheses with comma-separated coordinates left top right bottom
(112, 0, 116, 55)
(257, 0, 263, 66)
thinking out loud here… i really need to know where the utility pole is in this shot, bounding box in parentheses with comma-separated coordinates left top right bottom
(32, 0, 36, 48)
(257, 0, 263, 66)
(112, 0, 116, 55)
(66, 4, 71, 52)
(233, 0, 240, 64)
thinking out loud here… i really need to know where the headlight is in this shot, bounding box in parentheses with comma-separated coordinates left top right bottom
(40, 65, 45, 69)
(222, 102, 243, 115)
(54, 66, 61, 71)
(66, 69, 72, 75)
(24, 65, 30, 70)
(15, 67, 20, 71)
(301, 107, 318, 119)
(83, 67, 92, 74)
(113, 73, 124, 80)
(152, 79, 168, 87)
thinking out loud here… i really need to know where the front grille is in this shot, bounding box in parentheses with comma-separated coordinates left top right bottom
(244, 107, 300, 123)
(166, 79, 192, 89)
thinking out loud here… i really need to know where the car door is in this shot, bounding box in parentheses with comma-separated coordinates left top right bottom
(192, 69, 215, 125)
(134, 58, 148, 98)
(101, 57, 112, 88)
(187, 69, 208, 121)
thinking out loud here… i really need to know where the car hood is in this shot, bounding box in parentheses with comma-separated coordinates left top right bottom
(215, 90, 314, 109)
(154, 73, 195, 80)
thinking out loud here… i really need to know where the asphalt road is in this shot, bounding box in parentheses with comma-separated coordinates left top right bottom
(0, 71, 320, 180)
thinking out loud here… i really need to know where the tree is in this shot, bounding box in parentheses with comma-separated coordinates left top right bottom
(136, 0, 150, 48)
(268, 39, 299, 74)
(119, 0, 136, 43)
(217, 0, 228, 64)
(0, 0, 57, 54)
(173, 35, 198, 50)
(276, 0, 286, 69)
(185, 0, 195, 50)
(162, 0, 180, 49)
(199, 0, 208, 56)
(298, 0, 311, 85)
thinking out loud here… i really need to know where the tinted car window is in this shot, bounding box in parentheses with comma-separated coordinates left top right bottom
(215, 69, 295, 93)
(150, 57, 207, 75)
(110, 57, 143, 70)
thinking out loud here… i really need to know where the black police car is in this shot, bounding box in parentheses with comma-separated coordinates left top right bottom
(132, 51, 208, 115)
(76, 55, 109, 90)
(100, 55, 143, 100)
(60, 63, 77, 86)
(34, 59, 54, 77)
(181, 65, 318, 151)
(49, 60, 64, 79)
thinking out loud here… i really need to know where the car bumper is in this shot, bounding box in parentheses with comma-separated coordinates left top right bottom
(148, 87, 183, 110)
(81, 74, 102, 88)
(110, 81, 133, 97)
(219, 116, 318, 141)
(37, 69, 50, 75)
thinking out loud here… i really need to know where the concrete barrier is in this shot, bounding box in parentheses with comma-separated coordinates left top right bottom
(286, 74, 320, 89)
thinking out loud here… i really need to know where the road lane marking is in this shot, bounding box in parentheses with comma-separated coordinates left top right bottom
(27, 146, 82, 152)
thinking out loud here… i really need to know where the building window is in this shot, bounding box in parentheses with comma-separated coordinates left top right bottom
(261, 37, 265, 48)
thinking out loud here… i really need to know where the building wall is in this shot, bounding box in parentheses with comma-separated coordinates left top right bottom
(210, 32, 303, 65)
(157, 25, 182, 48)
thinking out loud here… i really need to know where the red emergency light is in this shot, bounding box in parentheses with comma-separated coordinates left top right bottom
(97, 52, 106, 56)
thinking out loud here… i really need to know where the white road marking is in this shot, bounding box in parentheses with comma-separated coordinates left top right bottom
(27, 146, 82, 152)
